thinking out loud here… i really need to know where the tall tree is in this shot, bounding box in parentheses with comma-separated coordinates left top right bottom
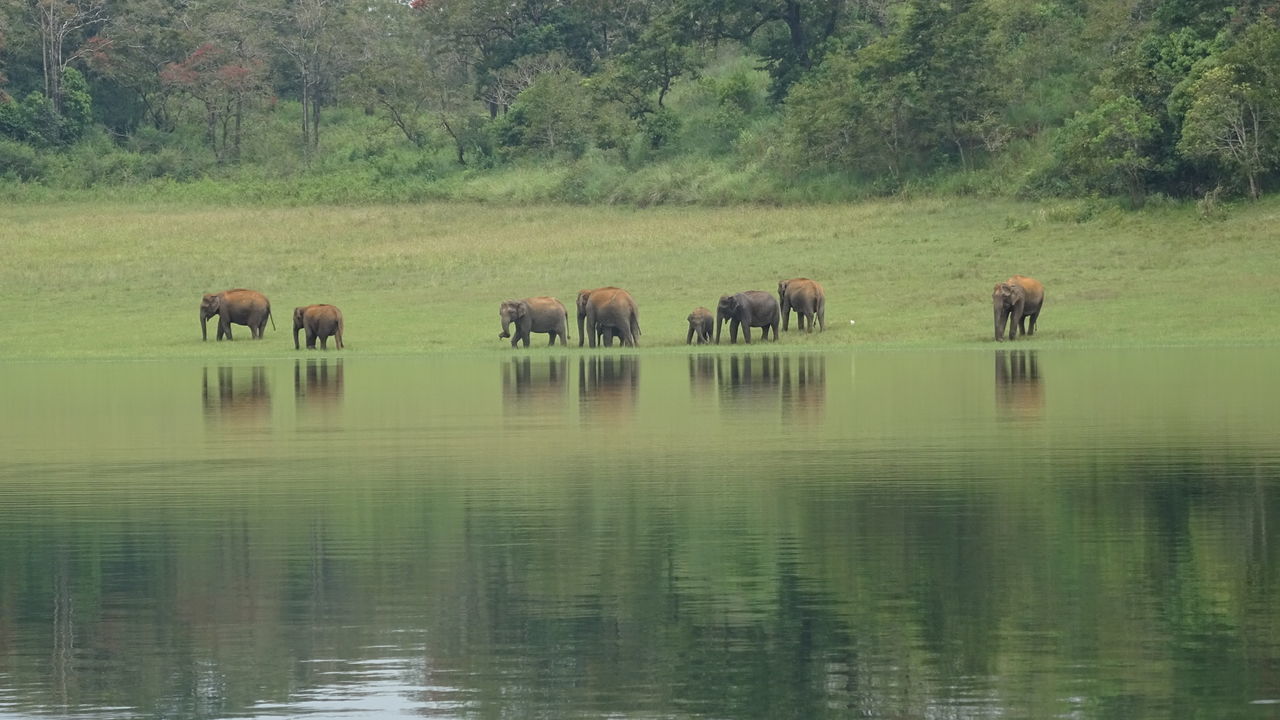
(266, 0, 354, 149)
(27, 0, 104, 127)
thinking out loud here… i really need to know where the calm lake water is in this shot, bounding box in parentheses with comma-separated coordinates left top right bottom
(1, 349, 1278, 719)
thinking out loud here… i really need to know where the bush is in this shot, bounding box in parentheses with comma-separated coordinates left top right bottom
(0, 138, 48, 180)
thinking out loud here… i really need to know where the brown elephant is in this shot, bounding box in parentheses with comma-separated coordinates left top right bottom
(293, 304, 344, 350)
(992, 274, 1045, 342)
(686, 307, 713, 345)
(499, 296, 570, 347)
(778, 278, 826, 332)
(716, 291, 780, 344)
(576, 287, 640, 348)
(200, 288, 273, 341)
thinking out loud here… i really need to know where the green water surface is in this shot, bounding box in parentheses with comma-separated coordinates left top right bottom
(1, 349, 1278, 719)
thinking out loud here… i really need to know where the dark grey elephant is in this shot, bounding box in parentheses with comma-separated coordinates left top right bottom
(686, 307, 713, 345)
(293, 304, 344, 350)
(576, 287, 640, 348)
(716, 291, 780, 344)
(200, 288, 274, 341)
(778, 278, 826, 333)
(499, 296, 570, 347)
(992, 275, 1045, 342)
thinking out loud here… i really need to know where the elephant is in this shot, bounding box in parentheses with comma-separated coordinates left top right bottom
(200, 288, 274, 341)
(686, 307, 713, 345)
(992, 275, 1045, 342)
(576, 287, 640, 348)
(293, 304, 344, 350)
(716, 291, 780, 344)
(499, 296, 570, 348)
(778, 278, 826, 332)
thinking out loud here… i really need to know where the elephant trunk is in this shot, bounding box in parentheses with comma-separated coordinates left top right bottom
(294, 323, 302, 349)
(499, 316, 512, 340)
(715, 309, 726, 344)
(577, 310, 586, 348)
(201, 308, 209, 341)
(993, 305, 1006, 341)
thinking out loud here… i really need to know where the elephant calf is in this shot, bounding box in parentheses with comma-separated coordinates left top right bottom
(687, 307, 713, 345)
(201, 288, 274, 341)
(499, 297, 570, 348)
(992, 275, 1045, 342)
(294, 304, 345, 350)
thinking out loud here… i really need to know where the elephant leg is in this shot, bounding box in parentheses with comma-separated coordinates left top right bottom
(742, 324, 752, 344)
(307, 329, 317, 349)
(730, 319, 739, 344)
(782, 305, 790, 331)
(586, 319, 597, 349)
(521, 331, 530, 348)
(320, 335, 329, 350)
(1027, 312, 1039, 336)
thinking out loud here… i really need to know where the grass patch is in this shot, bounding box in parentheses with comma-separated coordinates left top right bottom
(1, 197, 1277, 360)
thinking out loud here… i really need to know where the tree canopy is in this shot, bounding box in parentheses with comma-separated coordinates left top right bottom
(3, 0, 1280, 201)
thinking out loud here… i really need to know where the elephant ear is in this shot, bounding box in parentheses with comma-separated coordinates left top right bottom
(514, 301, 529, 319)
(293, 306, 306, 324)
(778, 280, 788, 296)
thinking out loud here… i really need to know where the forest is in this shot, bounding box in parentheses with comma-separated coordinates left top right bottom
(3, 0, 1280, 204)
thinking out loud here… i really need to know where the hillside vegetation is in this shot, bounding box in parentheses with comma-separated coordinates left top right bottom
(4, 0, 1280, 204)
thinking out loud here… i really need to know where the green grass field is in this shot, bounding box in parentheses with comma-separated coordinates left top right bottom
(2, 197, 1278, 360)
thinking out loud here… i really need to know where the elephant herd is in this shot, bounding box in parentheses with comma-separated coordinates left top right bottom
(198, 273, 1044, 350)
(498, 279, 827, 349)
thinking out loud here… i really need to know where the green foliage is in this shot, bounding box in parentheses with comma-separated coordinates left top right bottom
(0, 137, 48, 180)
(1177, 20, 1280, 198)
(496, 69, 596, 157)
(1049, 95, 1161, 202)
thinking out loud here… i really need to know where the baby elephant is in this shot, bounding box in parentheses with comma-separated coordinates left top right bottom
(499, 297, 570, 348)
(293, 304, 345, 350)
(686, 307, 713, 345)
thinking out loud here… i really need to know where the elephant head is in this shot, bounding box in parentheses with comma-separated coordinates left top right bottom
(498, 299, 528, 339)
(715, 294, 740, 344)
(292, 306, 308, 349)
(992, 282, 1026, 341)
(200, 293, 222, 341)
(777, 280, 790, 304)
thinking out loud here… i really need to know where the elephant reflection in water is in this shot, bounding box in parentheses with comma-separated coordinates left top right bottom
(780, 355, 827, 426)
(502, 356, 569, 415)
(202, 366, 271, 428)
(688, 355, 717, 402)
(994, 350, 1044, 421)
(717, 354, 785, 408)
(578, 355, 639, 422)
(294, 359, 344, 421)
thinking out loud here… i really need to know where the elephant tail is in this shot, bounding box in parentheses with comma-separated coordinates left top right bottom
(268, 307, 277, 331)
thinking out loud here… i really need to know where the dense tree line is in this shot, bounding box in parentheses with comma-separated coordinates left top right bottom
(2, 0, 1280, 201)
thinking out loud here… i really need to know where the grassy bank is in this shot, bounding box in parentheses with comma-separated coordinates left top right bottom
(2, 197, 1277, 360)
